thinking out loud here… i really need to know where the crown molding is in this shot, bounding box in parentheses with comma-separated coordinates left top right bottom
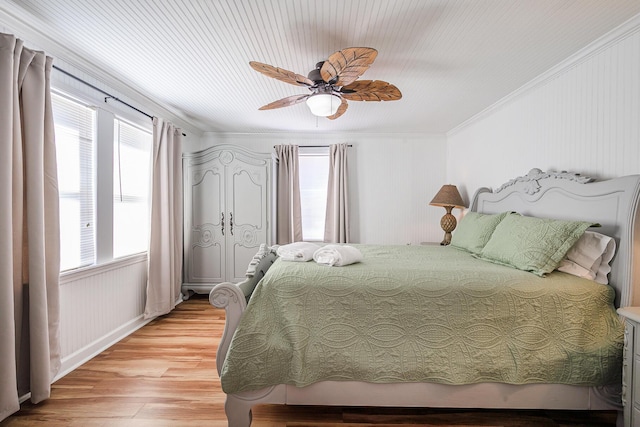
(447, 12, 640, 137)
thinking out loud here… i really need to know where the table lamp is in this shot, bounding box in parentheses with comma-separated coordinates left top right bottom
(430, 184, 466, 245)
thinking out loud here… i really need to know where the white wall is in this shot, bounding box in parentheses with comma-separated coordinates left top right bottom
(193, 133, 448, 245)
(447, 15, 640, 201)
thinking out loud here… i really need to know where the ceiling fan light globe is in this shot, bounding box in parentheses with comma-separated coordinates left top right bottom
(306, 94, 341, 117)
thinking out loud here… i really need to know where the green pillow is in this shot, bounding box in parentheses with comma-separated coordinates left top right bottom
(477, 214, 593, 276)
(450, 211, 510, 254)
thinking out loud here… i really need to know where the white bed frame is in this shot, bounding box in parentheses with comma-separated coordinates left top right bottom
(210, 169, 640, 427)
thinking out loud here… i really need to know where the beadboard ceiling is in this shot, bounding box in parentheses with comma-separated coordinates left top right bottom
(2, 0, 640, 134)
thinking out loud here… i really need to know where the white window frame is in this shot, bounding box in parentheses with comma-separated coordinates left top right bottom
(298, 146, 330, 242)
(52, 82, 153, 280)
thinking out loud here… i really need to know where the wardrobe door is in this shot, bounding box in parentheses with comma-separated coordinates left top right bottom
(185, 156, 226, 284)
(225, 151, 270, 283)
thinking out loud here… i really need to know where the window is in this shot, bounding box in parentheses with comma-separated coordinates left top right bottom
(52, 89, 153, 272)
(113, 119, 152, 258)
(298, 148, 329, 241)
(52, 93, 96, 271)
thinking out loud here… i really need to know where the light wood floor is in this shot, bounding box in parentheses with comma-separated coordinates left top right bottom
(1, 294, 618, 427)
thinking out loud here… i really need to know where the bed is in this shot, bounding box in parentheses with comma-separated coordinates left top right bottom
(210, 169, 640, 427)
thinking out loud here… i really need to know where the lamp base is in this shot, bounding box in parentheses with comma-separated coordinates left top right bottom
(439, 208, 457, 246)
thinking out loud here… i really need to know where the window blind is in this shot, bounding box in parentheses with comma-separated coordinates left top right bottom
(113, 118, 152, 258)
(52, 93, 96, 270)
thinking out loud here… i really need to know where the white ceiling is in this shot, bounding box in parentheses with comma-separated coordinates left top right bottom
(2, 0, 640, 135)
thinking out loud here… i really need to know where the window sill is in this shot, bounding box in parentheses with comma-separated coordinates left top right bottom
(60, 253, 148, 285)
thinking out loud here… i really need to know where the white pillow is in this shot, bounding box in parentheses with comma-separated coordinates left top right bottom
(595, 235, 616, 284)
(556, 231, 616, 284)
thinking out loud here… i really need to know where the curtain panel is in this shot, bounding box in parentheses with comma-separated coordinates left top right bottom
(274, 145, 302, 244)
(324, 143, 350, 243)
(0, 33, 61, 422)
(144, 118, 183, 319)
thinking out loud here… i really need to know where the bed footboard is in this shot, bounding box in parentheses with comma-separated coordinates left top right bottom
(210, 282, 247, 376)
(209, 244, 278, 375)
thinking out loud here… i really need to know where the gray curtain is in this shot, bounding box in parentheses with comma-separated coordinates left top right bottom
(0, 33, 61, 421)
(144, 118, 183, 319)
(275, 145, 302, 244)
(324, 143, 350, 243)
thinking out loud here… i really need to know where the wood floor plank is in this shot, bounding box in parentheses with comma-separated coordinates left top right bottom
(0, 294, 618, 426)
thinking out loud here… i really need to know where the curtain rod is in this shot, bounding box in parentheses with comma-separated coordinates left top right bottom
(275, 144, 353, 148)
(52, 64, 186, 136)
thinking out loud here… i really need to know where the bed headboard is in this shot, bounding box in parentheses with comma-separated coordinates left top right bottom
(470, 168, 640, 308)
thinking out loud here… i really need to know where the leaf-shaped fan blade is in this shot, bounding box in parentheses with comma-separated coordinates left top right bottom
(320, 47, 378, 86)
(327, 97, 348, 120)
(340, 80, 402, 101)
(250, 61, 315, 87)
(258, 94, 310, 110)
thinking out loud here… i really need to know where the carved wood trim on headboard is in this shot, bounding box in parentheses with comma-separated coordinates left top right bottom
(495, 168, 593, 195)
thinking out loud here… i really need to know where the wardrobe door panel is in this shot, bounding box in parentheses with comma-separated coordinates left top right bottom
(191, 242, 223, 282)
(186, 161, 225, 283)
(226, 157, 269, 283)
(192, 168, 222, 225)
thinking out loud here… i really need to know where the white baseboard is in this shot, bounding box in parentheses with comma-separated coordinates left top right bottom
(54, 314, 154, 381)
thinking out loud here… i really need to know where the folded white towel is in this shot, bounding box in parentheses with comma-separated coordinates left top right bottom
(313, 244, 363, 267)
(276, 241, 320, 262)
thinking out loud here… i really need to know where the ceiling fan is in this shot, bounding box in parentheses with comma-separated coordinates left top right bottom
(249, 47, 402, 120)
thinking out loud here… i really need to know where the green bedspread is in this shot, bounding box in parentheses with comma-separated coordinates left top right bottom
(220, 244, 623, 394)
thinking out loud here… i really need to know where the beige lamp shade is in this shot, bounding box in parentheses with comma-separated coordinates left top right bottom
(429, 184, 466, 208)
(430, 184, 466, 245)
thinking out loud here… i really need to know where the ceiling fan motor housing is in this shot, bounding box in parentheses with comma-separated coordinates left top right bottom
(307, 61, 325, 83)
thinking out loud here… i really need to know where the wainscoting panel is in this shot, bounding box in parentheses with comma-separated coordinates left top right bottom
(57, 257, 149, 378)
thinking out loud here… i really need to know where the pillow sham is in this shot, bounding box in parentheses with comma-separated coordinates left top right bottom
(595, 240, 616, 284)
(477, 214, 593, 276)
(450, 211, 510, 254)
(557, 231, 616, 284)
